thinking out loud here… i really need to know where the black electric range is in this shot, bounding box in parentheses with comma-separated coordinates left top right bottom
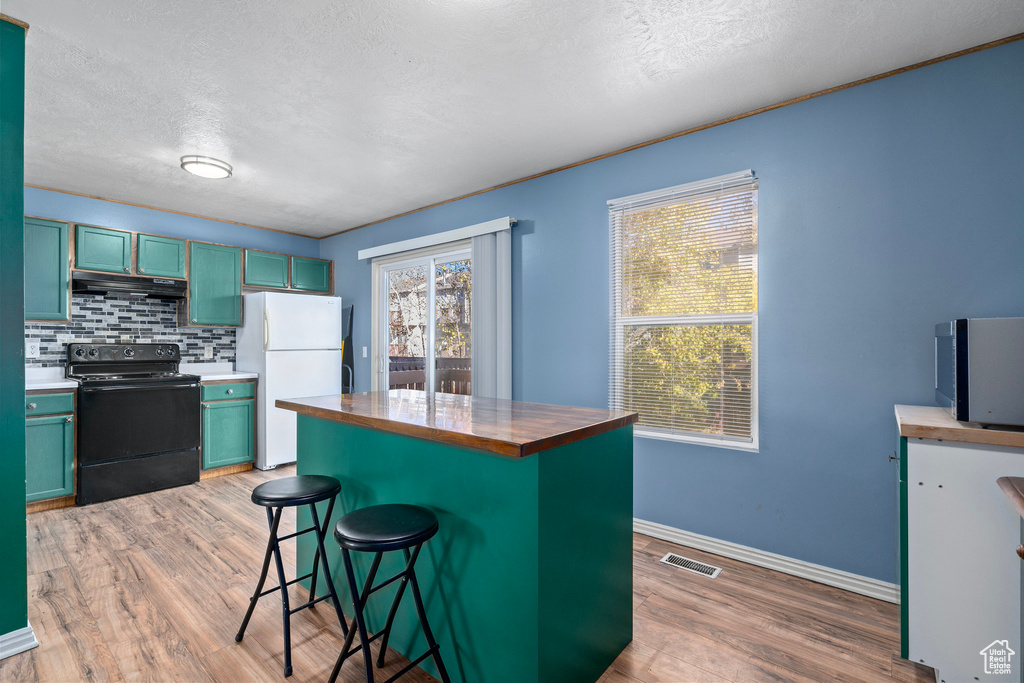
(66, 343, 201, 504)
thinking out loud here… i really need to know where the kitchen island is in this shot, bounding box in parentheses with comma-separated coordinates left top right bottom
(276, 390, 638, 683)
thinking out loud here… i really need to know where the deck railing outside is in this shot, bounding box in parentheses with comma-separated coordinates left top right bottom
(388, 356, 471, 395)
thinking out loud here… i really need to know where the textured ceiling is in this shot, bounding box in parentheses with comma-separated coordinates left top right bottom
(7, 1, 1024, 237)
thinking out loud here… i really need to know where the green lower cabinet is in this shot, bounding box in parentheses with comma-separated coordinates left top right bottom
(26, 413, 74, 502)
(137, 234, 186, 278)
(290, 256, 330, 292)
(189, 242, 242, 326)
(24, 217, 70, 321)
(75, 224, 132, 273)
(202, 398, 254, 469)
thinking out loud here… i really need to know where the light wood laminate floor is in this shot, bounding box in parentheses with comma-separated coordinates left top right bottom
(1, 466, 933, 683)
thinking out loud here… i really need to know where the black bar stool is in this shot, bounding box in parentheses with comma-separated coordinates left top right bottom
(328, 503, 451, 683)
(235, 475, 349, 677)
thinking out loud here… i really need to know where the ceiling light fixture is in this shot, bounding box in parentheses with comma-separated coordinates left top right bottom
(180, 155, 232, 179)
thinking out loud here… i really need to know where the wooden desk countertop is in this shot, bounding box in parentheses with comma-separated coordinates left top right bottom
(277, 390, 638, 458)
(895, 404, 1024, 449)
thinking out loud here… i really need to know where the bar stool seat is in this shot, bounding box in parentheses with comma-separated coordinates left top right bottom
(329, 504, 451, 683)
(334, 503, 439, 553)
(252, 474, 341, 507)
(236, 475, 349, 678)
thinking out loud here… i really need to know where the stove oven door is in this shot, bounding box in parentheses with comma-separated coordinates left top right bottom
(78, 381, 201, 464)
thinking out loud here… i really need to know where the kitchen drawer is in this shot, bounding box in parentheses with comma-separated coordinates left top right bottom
(26, 392, 74, 416)
(201, 382, 254, 402)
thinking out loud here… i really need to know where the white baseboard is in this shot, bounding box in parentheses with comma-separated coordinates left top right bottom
(0, 623, 38, 661)
(634, 518, 900, 604)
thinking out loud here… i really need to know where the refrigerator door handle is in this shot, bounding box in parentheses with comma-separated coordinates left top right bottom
(264, 310, 271, 351)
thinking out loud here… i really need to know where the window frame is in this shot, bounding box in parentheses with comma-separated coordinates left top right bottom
(609, 171, 759, 452)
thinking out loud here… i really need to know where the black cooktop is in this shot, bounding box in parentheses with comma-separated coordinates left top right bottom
(66, 343, 198, 385)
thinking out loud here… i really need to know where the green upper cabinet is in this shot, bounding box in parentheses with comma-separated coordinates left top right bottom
(26, 411, 74, 503)
(202, 398, 254, 469)
(137, 234, 186, 278)
(244, 250, 289, 289)
(290, 256, 331, 292)
(75, 225, 132, 274)
(188, 242, 242, 326)
(24, 217, 70, 321)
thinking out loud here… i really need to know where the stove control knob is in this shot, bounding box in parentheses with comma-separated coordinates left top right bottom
(75, 348, 85, 357)
(124, 347, 135, 358)
(88, 348, 99, 357)
(156, 348, 164, 357)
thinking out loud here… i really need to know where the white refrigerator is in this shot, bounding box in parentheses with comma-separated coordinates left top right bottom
(236, 292, 343, 470)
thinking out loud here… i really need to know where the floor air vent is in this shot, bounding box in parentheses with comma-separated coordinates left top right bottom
(659, 553, 722, 579)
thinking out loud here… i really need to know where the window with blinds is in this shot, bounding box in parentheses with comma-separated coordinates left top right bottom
(609, 170, 758, 450)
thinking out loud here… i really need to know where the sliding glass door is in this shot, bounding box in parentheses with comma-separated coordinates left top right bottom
(379, 248, 472, 394)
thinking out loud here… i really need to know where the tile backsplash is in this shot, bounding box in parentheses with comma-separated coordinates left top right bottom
(25, 293, 236, 367)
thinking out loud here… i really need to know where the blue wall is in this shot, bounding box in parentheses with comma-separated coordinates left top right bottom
(25, 187, 321, 257)
(321, 40, 1024, 582)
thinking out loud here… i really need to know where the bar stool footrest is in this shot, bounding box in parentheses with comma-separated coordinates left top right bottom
(276, 526, 319, 542)
(289, 593, 337, 614)
(254, 571, 319, 599)
(382, 646, 440, 683)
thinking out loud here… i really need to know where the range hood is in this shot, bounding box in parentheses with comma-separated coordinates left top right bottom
(72, 271, 187, 299)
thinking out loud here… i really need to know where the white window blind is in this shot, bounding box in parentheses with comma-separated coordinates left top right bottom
(609, 170, 758, 450)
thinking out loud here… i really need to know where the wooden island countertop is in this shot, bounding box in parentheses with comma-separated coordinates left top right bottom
(276, 389, 638, 458)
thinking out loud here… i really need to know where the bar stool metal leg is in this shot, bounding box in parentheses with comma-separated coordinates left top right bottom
(269, 508, 295, 677)
(375, 544, 420, 668)
(309, 500, 349, 637)
(235, 506, 283, 643)
(329, 550, 384, 683)
(405, 547, 451, 683)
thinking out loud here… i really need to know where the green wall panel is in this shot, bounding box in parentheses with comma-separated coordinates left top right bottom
(0, 16, 28, 637)
(538, 426, 633, 682)
(24, 218, 69, 321)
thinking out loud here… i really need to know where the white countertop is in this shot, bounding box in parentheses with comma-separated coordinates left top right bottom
(25, 363, 258, 390)
(25, 367, 77, 391)
(179, 362, 259, 382)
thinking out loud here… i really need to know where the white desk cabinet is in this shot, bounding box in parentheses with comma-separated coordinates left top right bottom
(897, 405, 1024, 683)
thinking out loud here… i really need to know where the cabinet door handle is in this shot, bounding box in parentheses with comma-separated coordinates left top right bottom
(124, 267, 130, 273)
(192, 318, 197, 323)
(204, 404, 210, 410)
(27, 403, 36, 410)
(139, 268, 145, 273)
(227, 389, 233, 395)
(65, 416, 73, 423)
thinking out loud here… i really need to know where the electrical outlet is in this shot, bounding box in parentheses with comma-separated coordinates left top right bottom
(204, 346, 214, 359)
(25, 340, 40, 359)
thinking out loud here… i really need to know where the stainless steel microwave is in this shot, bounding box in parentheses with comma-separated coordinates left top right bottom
(935, 318, 1024, 426)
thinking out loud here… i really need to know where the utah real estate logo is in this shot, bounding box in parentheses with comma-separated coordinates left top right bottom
(980, 640, 1015, 675)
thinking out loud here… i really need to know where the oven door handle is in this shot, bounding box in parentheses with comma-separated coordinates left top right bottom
(82, 382, 200, 393)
